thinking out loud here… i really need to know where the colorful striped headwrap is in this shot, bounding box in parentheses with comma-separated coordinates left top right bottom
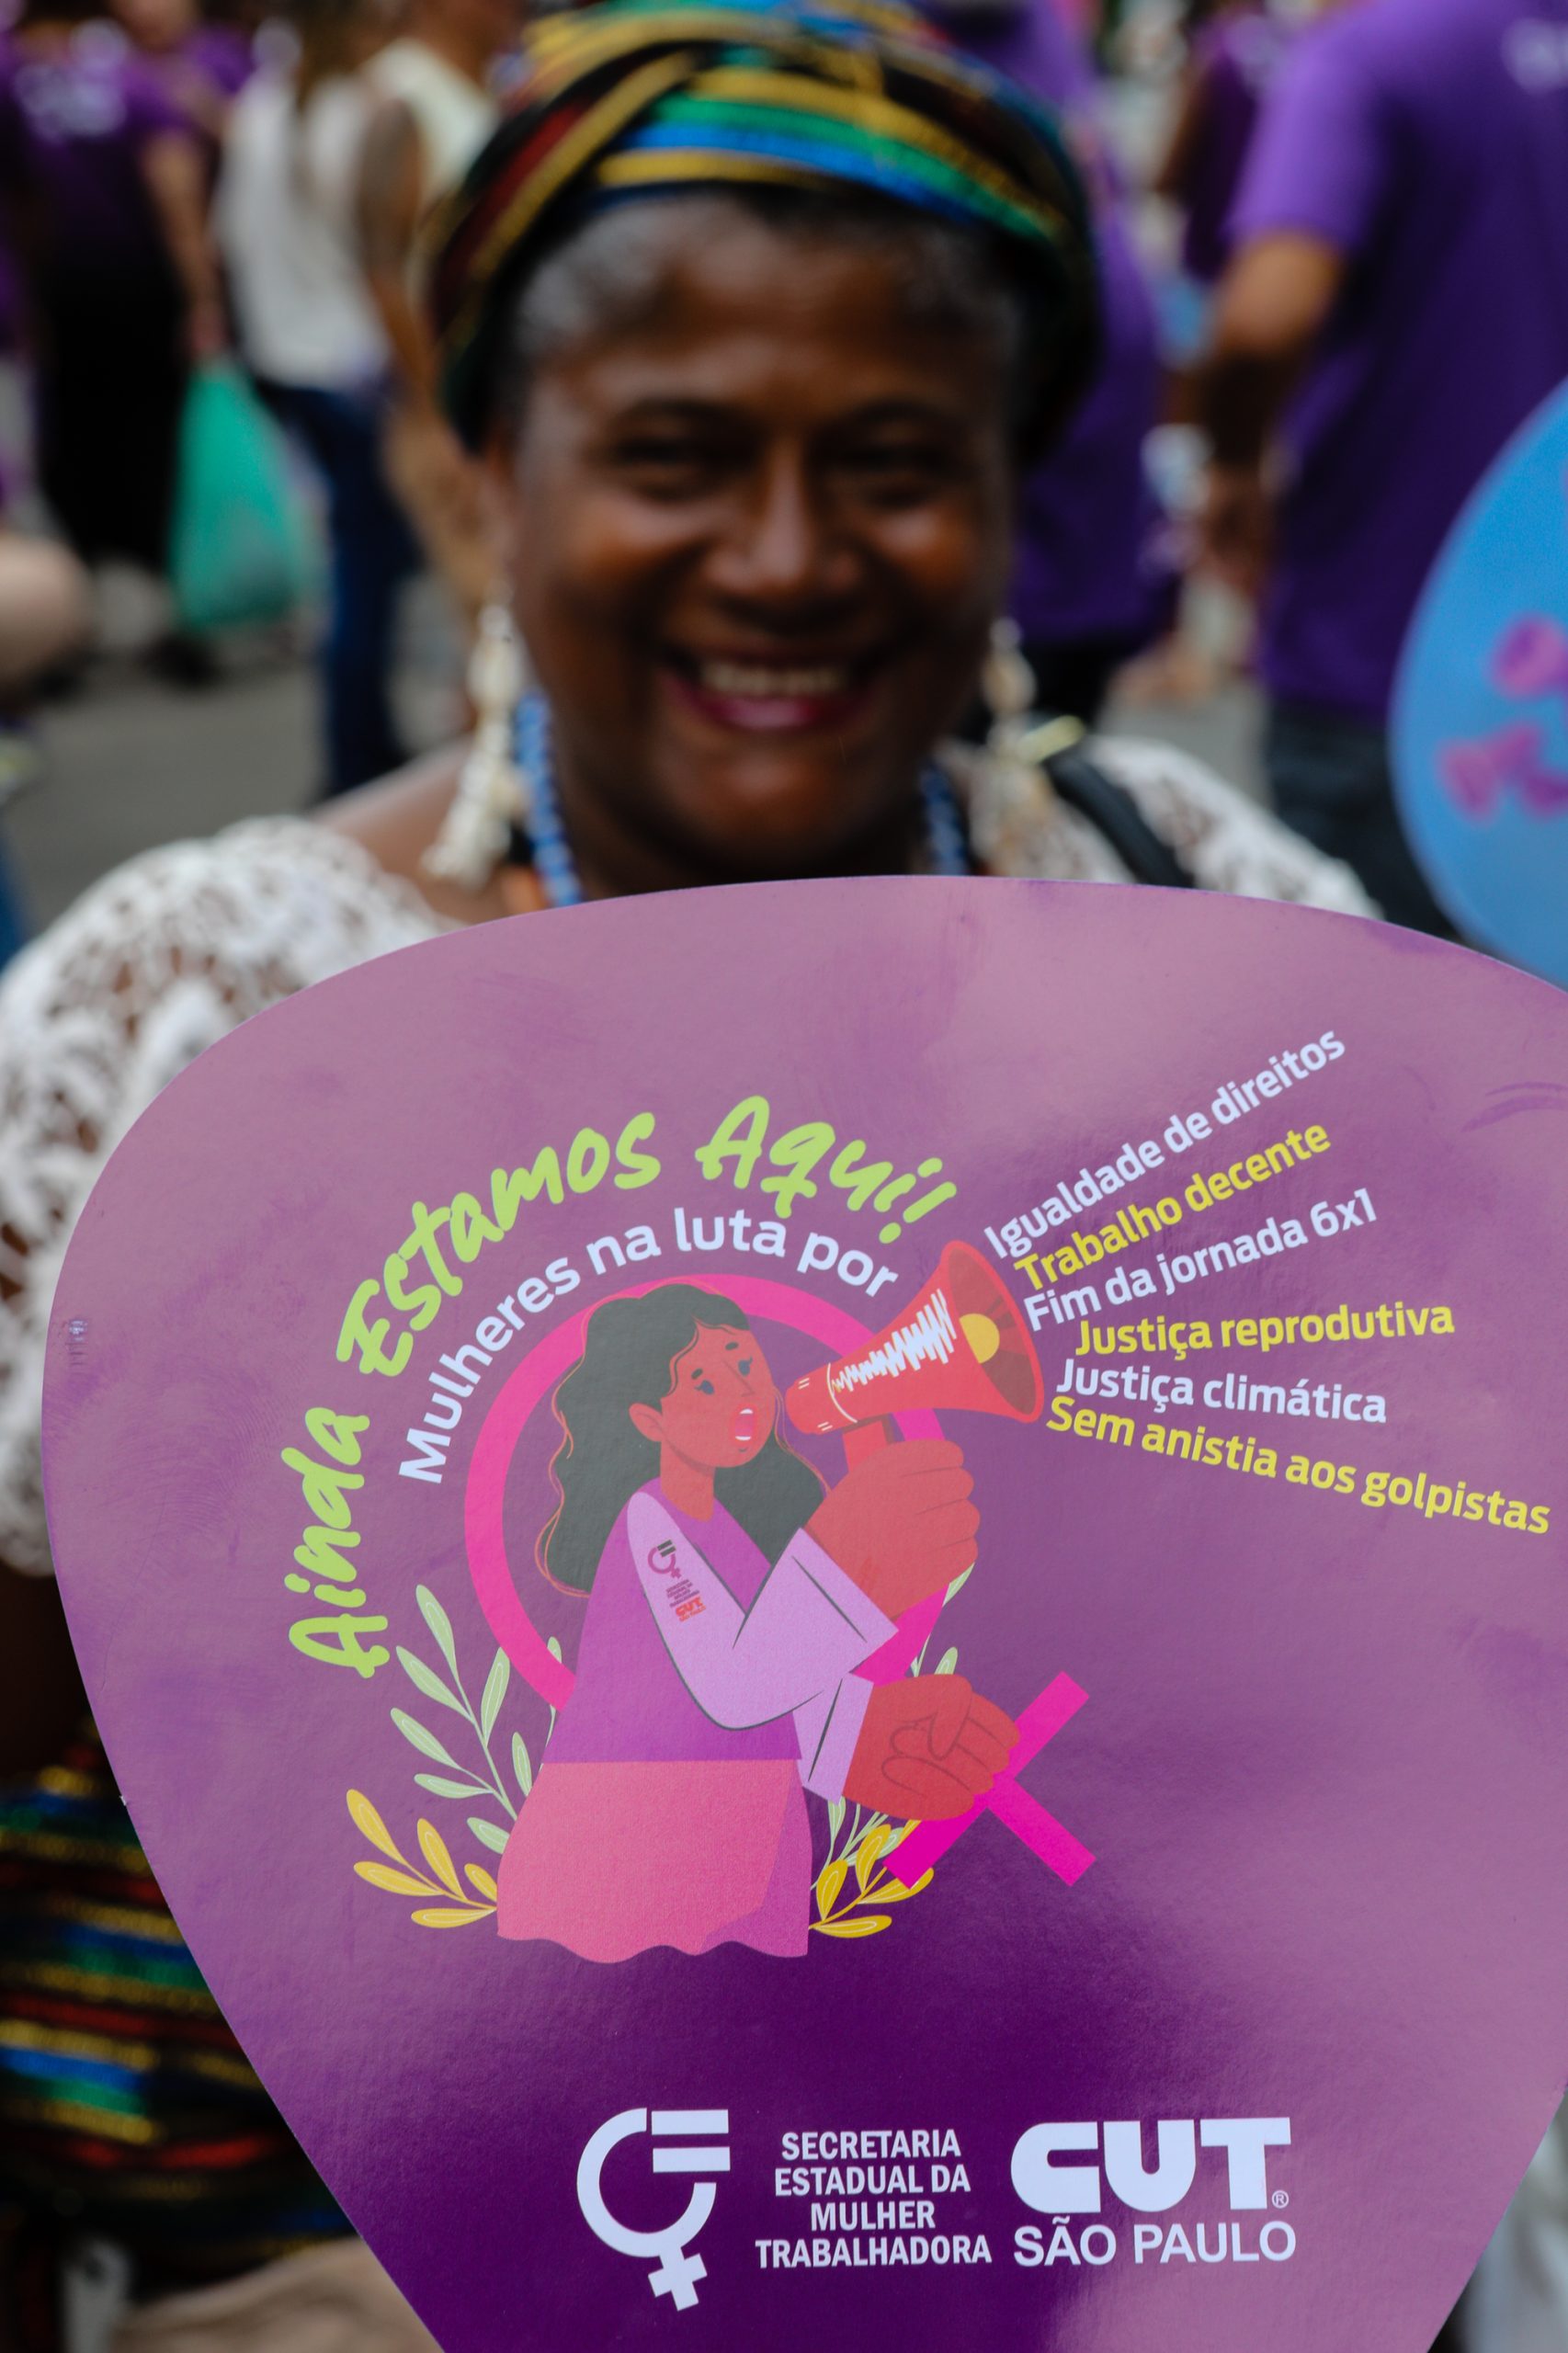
(430, 0, 1098, 450)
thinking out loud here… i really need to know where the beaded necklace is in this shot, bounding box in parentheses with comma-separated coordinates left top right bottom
(510, 693, 972, 907)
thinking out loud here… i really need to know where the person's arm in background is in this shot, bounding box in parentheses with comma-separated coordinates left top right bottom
(160, 53, 234, 150)
(1199, 231, 1344, 594)
(1153, 44, 1215, 209)
(356, 97, 437, 401)
(1197, 15, 1383, 594)
(142, 128, 226, 358)
(356, 97, 493, 614)
(0, 533, 90, 697)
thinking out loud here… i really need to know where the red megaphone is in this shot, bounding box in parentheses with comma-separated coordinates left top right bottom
(786, 1240, 1043, 1439)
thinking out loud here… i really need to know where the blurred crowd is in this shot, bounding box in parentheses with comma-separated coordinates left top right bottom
(0, 0, 1562, 930)
(0, 0, 1564, 2345)
(0, 0, 519, 824)
(0, 0, 1558, 916)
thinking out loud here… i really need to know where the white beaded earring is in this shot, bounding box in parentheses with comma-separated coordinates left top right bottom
(982, 614, 1037, 746)
(422, 601, 529, 890)
(971, 617, 1081, 876)
(982, 616, 1086, 766)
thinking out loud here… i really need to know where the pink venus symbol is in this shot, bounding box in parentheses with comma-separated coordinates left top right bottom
(885, 1673, 1095, 1893)
(1493, 614, 1568, 707)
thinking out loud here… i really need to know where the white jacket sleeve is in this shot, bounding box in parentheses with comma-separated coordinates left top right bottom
(627, 1490, 894, 1733)
(793, 1675, 876, 1801)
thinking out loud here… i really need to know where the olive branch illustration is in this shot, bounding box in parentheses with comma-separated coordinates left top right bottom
(813, 1815, 934, 1938)
(347, 1791, 498, 1927)
(384, 1584, 556, 1855)
(811, 1603, 967, 1939)
(348, 1584, 554, 1929)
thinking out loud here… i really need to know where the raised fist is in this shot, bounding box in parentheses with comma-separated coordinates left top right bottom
(806, 1439, 978, 1620)
(844, 1674, 1017, 1822)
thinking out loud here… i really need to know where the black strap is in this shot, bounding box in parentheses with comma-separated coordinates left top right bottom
(1040, 740, 1196, 889)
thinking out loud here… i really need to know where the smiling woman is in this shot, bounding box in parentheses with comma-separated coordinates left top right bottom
(410, 0, 1095, 896)
(0, 0, 1374, 2338)
(485, 189, 1031, 883)
(356, 0, 1373, 915)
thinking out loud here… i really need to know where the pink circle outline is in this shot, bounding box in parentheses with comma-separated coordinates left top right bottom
(463, 1271, 940, 1708)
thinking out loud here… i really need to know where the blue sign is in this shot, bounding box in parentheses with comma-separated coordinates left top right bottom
(1393, 377, 1568, 985)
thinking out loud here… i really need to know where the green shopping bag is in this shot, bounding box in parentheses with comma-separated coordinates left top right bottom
(168, 361, 318, 634)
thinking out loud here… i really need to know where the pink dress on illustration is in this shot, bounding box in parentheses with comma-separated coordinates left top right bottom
(496, 1483, 895, 1961)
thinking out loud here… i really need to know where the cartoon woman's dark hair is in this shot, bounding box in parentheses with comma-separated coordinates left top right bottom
(539, 1284, 824, 1593)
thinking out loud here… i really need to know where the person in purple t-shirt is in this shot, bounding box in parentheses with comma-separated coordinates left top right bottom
(926, 0, 1171, 723)
(0, 0, 222, 583)
(1200, 0, 1568, 933)
(1156, 0, 1290, 289)
(111, 0, 254, 160)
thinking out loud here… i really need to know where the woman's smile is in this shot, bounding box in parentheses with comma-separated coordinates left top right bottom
(656, 641, 888, 737)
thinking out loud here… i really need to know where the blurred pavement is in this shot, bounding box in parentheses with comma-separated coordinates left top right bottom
(11, 654, 315, 929)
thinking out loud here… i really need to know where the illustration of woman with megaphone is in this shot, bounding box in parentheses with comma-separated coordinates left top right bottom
(495, 1261, 1038, 1961)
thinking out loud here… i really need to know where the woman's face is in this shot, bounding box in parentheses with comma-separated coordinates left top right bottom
(496, 206, 1018, 879)
(630, 1322, 778, 1471)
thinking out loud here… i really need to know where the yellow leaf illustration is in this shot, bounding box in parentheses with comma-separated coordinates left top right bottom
(864, 1869, 934, 1904)
(815, 1856, 849, 1921)
(815, 1914, 892, 1938)
(465, 1865, 499, 1901)
(356, 1862, 435, 1897)
(412, 1905, 494, 1928)
(855, 1824, 889, 1893)
(347, 1790, 403, 1866)
(416, 1819, 462, 1899)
